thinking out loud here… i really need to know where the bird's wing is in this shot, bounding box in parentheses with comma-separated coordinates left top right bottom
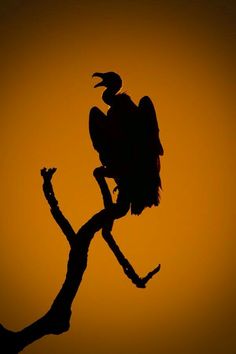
(138, 96, 164, 156)
(89, 107, 110, 154)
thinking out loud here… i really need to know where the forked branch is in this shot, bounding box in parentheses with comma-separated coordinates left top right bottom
(0, 168, 160, 353)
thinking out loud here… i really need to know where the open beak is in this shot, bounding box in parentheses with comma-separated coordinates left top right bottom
(92, 72, 105, 88)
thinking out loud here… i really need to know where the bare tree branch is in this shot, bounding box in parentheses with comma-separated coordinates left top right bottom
(1, 168, 103, 353)
(94, 171, 161, 288)
(102, 229, 161, 288)
(1, 167, 160, 353)
(41, 167, 76, 246)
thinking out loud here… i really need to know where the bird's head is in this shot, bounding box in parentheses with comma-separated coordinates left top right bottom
(92, 72, 122, 92)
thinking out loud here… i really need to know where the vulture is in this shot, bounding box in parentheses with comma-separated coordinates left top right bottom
(89, 72, 164, 215)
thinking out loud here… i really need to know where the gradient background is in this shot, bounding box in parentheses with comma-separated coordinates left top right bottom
(1, 1, 235, 353)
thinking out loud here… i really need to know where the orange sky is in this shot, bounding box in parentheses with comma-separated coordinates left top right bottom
(0, 1, 235, 354)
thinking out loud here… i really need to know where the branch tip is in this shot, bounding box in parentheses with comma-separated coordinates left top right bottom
(41, 167, 57, 180)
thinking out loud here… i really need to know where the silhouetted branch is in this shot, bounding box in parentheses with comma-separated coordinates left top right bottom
(1, 167, 160, 353)
(41, 167, 76, 246)
(94, 171, 161, 288)
(1, 168, 109, 353)
(102, 229, 161, 288)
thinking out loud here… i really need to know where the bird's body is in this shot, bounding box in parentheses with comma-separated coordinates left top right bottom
(90, 72, 163, 215)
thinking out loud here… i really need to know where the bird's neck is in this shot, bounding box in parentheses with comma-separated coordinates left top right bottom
(102, 87, 119, 105)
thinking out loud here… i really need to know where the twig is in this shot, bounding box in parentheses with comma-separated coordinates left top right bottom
(102, 229, 161, 288)
(41, 168, 76, 246)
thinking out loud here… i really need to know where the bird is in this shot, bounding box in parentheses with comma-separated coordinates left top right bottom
(89, 72, 164, 216)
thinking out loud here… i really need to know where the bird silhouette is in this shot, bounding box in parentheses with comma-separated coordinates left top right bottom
(89, 72, 164, 215)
